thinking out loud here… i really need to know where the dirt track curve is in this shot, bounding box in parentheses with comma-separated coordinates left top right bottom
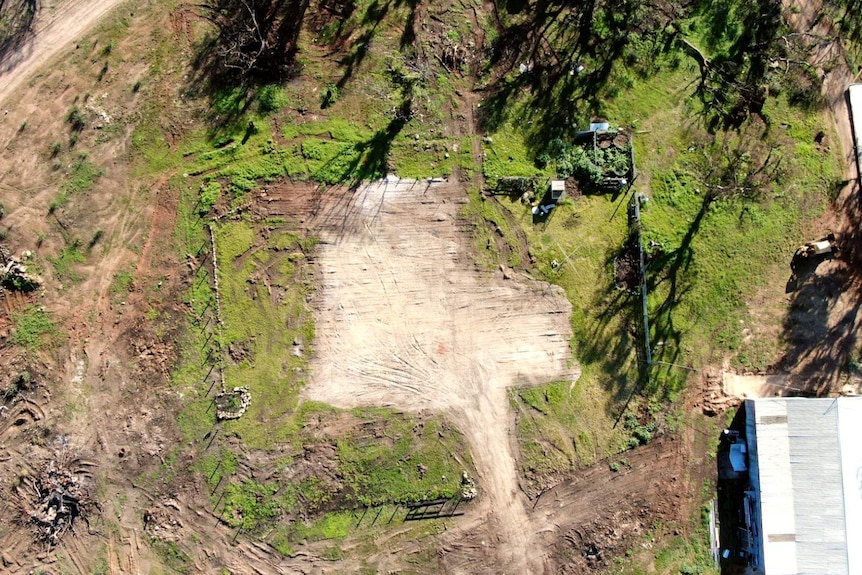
(0, 0, 127, 107)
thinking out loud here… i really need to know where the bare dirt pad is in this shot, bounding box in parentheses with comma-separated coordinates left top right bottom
(260, 177, 578, 573)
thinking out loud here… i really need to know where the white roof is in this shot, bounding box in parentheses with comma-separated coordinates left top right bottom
(746, 397, 862, 575)
(550, 180, 566, 191)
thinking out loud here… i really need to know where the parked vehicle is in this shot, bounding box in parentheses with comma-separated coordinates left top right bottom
(795, 232, 838, 259)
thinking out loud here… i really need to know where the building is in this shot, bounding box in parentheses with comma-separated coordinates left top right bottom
(550, 179, 566, 201)
(726, 397, 862, 575)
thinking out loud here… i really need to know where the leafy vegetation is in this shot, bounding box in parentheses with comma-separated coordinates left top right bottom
(10, 307, 60, 351)
(61, 155, 104, 194)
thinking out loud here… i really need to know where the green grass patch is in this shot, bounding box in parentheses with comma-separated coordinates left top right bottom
(482, 125, 547, 187)
(60, 155, 104, 194)
(211, 221, 312, 448)
(111, 268, 135, 294)
(211, 405, 471, 544)
(51, 243, 86, 283)
(10, 306, 61, 351)
(147, 537, 191, 575)
(336, 408, 466, 506)
(221, 479, 287, 532)
(480, 47, 841, 484)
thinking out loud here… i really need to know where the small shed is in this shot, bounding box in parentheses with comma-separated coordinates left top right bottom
(550, 179, 566, 201)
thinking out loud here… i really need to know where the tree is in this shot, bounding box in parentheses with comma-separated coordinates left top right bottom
(197, 0, 310, 81)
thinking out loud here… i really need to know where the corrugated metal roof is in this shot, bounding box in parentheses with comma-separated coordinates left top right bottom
(838, 398, 862, 574)
(746, 397, 862, 575)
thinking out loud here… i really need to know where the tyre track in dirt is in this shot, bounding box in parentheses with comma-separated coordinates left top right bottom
(0, 0, 129, 107)
(268, 177, 579, 573)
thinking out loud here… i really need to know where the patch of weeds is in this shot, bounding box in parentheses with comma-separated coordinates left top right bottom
(148, 537, 191, 574)
(10, 307, 60, 351)
(462, 188, 523, 270)
(66, 105, 86, 133)
(61, 155, 104, 193)
(195, 449, 238, 488)
(109, 268, 135, 305)
(210, 220, 315, 448)
(482, 125, 547, 187)
(51, 242, 86, 282)
(624, 413, 655, 448)
(220, 479, 290, 533)
(198, 181, 221, 215)
(211, 85, 249, 118)
(256, 84, 288, 115)
(336, 409, 467, 506)
(48, 192, 69, 214)
(292, 510, 354, 542)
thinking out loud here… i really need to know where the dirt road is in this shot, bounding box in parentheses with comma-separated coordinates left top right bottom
(0, 0, 127, 107)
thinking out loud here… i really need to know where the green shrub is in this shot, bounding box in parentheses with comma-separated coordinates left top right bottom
(66, 106, 86, 132)
(257, 84, 288, 115)
(61, 156, 104, 193)
(10, 307, 59, 350)
(199, 181, 221, 214)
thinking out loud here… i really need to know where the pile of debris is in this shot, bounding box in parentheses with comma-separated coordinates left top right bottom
(1, 249, 41, 292)
(15, 456, 94, 544)
(698, 369, 737, 417)
(460, 471, 477, 501)
(215, 386, 251, 420)
(143, 501, 183, 541)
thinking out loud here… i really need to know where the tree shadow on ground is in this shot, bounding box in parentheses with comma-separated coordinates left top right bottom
(312, 0, 418, 90)
(575, 244, 643, 415)
(0, 0, 38, 74)
(313, 88, 414, 187)
(187, 0, 311, 130)
(777, 178, 862, 394)
(646, 193, 711, 365)
(477, 0, 678, 154)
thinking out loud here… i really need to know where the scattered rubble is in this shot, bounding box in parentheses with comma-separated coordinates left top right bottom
(698, 369, 737, 416)
(14, 455, 94, 545)
(143, 502, 183, 541)
(460, 472, 477, 501)
(0, 249, 41, 292)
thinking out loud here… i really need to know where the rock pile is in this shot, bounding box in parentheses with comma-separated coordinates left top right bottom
(460, 471, 477, 501)
(215, 386, 251, 420)
(1, 250, 41, 292)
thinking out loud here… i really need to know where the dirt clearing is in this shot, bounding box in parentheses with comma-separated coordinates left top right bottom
(261, 177, 578, 572)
